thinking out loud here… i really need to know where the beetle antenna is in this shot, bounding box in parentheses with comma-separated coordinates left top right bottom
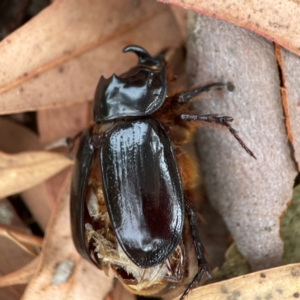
(180, 113, 256, 159)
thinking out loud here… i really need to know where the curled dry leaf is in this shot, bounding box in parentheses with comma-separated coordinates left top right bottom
(22, 171, 114, 300)
(160, 0, 300, 57)
(0, 0, 183, 114)
(174, 263, 300, 300)
(0, 151, 73, 199)
(187, 13, 297, 270)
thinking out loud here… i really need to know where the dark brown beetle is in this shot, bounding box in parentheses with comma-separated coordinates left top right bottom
(71, 45, 255, 299)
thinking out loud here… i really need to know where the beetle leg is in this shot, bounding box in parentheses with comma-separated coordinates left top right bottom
(179, 113, 256, 159)
(66, 130, 84, 153)
(44, 131, 84, 153)
(174, 82, 226, 103)
(180, 204, 209, 300)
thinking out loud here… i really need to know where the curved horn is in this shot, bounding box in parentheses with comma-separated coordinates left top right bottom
(123, 45, 163, 68)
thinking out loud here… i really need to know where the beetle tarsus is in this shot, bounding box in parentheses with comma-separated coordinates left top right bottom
(180, 266, 207, 300)
(180, 113, 256, 159)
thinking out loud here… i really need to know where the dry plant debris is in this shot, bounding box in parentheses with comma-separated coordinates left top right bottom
(174, 262, 300, 300)
(159, 0, 300, 57)
(0, 151, 73, 199)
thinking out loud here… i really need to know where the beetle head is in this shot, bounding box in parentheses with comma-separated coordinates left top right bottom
(93, 45, 167, 123)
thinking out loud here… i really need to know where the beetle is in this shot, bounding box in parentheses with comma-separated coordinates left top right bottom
(70, 45, 255, 299)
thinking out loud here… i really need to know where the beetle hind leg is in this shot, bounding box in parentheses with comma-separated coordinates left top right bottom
(180, 204, 210, 300)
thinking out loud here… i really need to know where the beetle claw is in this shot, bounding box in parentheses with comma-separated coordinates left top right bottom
(180, 266, 208, 300)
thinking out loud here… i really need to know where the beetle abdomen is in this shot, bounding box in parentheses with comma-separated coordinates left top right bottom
(100, 118, 184, 268)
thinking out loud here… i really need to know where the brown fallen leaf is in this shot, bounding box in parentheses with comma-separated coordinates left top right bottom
(160, 0, 300, 57)
(0, 256, 41, 287)
(0, 199, 40, 299)
(22, 171, 114, 300)
(187, 13, 297, 270)
(0, 118, 56, 229)
(0, 118, 42, 154)
(0, 224, 43, 249)
(0, 151, 73, 199)
(174, 262, 300, 300)
(0, 0, 183, 114)
(104, 280, 136, 300)
(38, 102, 91, 146)
(169, 5, 187, 40)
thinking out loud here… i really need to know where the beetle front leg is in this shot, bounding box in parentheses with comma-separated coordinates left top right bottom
(180, 204, 210, 300)
(174, 82, 228, 103)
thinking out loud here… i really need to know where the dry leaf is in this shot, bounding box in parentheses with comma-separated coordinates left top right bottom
(187, 13, 297, 270)
(0, 0, 183, 114)
(174, 263, 300, 300)
(160, 0, 300, 57)
(0, 256, 41, 287)
(0, 118, 55, 229)
(22, 171, 114, 300)
(38, 102, 91, 146)
(0, 151, 73, 199)
(0, 118, 41, 154)
(169, 5, 187, 39)
(0, 224, 43, 248)
(104, 280, 136, 300)
(0, 200, 39, 299)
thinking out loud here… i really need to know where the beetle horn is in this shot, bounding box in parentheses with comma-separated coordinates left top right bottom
(123, 45, 164, 68)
